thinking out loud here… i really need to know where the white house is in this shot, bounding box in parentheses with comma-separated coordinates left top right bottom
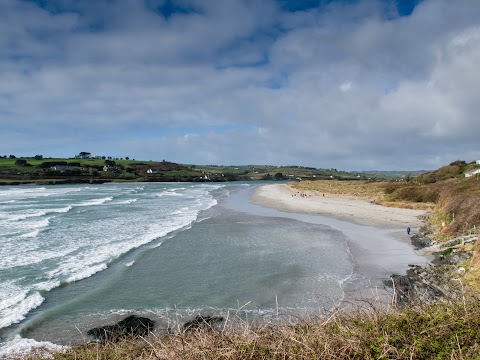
(476, 160, 480, 165)
(147, 169, 158, 174)
(465, 168, 480, 177)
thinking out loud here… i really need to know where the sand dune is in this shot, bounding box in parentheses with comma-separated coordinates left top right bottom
(252, 184, 426, 228)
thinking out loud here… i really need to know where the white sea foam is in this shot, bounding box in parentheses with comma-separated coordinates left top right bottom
(0, 283, 28, 312)
(77, 197, 113, 206)
(171, 206, 190, 215)
(6, 206, 72, 221)
(21, 217, 52, 231)
(0, 183, 222, 333)
(19, 229, 41, 238)
(65, 263, 108, 283)
(0, 242, 68, 271)
(0, 292, 44, 329)
(115, 198, 138, 205)
(0, 200, 16, 204)
(0, 187, 82, 201)
(156, 192, 184, 197)
(34, 280, 61, 292)
(0, 335, 65, 359)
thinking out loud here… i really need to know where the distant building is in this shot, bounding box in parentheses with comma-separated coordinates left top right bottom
(465, 168, 480, 177)
(147, 169, 158, 174)
(476, 160, 480, 165)
(103, 165, 120, 172)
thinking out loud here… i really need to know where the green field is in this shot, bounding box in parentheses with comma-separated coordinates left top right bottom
(0, 156, 206, 185)
(0, 155, 429, 185)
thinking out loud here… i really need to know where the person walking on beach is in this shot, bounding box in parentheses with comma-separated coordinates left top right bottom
(407, 227, 411, 235)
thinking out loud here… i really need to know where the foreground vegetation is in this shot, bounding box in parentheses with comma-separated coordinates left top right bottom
(25, 299, 480, 359)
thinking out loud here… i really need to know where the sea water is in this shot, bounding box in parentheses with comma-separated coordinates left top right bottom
(0, 182, 424, 357)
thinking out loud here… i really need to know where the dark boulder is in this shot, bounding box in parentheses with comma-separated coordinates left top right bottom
(183, 315, 224, 332)
(87, 315, 154, 342)
(384, 274, 413, 304)
(410, 234, 431, 249)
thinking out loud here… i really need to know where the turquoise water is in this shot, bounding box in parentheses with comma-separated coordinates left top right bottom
(0, 182, 424, 356)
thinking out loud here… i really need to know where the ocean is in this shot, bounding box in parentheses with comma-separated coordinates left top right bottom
(0, 182, 426, 357)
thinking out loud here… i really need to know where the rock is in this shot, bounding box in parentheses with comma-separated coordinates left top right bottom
(384, 274, 413, 304)
(410, 234, 431, 249)
(87, 315, 154, 342)
(385, 262, 464, 306)
(432, 248, 472, 265)
(183, 315, 224, 332)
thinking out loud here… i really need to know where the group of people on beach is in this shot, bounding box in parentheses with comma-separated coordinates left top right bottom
(292, 192, 325, 198)
(292, 192, 311, 198)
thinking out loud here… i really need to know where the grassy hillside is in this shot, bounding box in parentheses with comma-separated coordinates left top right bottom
(191, 164, 425, 181)
(1, 155, 428, 185)
(0, 156, 210, 184)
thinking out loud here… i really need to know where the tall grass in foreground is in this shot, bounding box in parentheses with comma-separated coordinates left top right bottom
(26, 299, 480, 360)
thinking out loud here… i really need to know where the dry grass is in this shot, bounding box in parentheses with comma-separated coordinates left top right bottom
(24, 299, 480, 360)
(291, 180, 434, 210)
(291, 180, 387, 200)
(292, 178, 480, 235)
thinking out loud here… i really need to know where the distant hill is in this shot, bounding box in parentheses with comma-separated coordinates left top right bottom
(0, 156, 212, 185)
(190, 164, 424, 181)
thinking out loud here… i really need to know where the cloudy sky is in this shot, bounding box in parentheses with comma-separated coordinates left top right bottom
(1, 0, 479, 170)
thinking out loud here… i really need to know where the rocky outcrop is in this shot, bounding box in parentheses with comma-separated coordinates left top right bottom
(183, 315, 224, 332)
(385, 264, 462, 305)
(409, 233, 432, 249)
(385, 240, 474, 306)
(87, 315, 154, 342)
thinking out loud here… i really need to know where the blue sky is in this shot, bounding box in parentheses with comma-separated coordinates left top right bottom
(1, 0, 479, 170)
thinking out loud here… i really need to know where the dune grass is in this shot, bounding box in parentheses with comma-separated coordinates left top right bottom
(292, 178, 480, 236)
(291, 180, 434, 210)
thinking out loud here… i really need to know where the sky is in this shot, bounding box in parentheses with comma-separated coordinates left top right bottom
(1, 0, 479, 170)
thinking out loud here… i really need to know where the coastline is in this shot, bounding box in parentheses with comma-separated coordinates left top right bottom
(0, 182, 468, 358)
(251, 183, 433, 305)
(252, 183, 426, 228)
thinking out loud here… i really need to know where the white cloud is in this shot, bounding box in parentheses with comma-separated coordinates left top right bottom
(1, 0, 480, 169)
(339, 82, 352, 92)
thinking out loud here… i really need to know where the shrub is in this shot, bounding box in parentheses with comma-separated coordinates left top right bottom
(15, 159, 28, 166)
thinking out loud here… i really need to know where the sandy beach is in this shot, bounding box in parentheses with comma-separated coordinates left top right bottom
(252, 184, 426, 228)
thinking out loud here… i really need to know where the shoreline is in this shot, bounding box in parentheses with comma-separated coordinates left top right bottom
(251, 183, 469, 306)
(0, 182, 464, 357)
(252, 183, 426, 228)
(251, 183, 433, 305)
